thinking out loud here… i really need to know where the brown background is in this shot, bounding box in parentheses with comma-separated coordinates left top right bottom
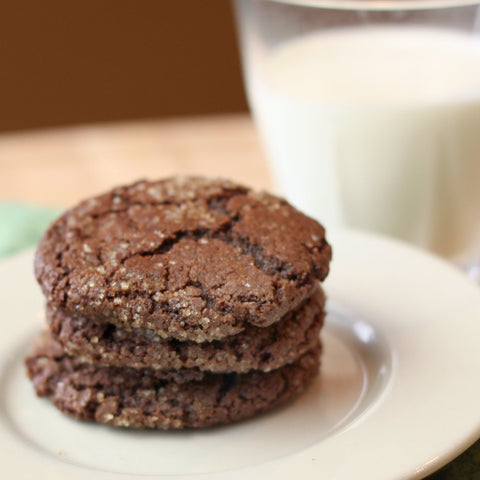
(0, 0, 248, 132)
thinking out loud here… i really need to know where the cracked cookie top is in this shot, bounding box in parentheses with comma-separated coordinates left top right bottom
(35, 177, 331, 342)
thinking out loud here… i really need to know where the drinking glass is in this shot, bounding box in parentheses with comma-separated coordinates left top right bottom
(233, 0, 480, 280)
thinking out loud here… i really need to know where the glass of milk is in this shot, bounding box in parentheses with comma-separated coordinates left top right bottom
(233, 0, 480, 279)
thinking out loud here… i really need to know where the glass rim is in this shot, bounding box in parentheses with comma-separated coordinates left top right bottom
(263, 0, 480, 11)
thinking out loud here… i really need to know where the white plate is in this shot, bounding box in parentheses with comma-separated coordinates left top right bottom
(0, 230, 479, 480)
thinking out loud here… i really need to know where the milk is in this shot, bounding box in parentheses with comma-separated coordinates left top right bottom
(247, 27, 480, 259)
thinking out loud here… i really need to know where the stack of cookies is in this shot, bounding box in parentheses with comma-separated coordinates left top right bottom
(26, 177, 331, 429)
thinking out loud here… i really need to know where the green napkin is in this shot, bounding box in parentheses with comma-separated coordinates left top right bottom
(0, 203, 60, 256)
(0, 202, 478, 478)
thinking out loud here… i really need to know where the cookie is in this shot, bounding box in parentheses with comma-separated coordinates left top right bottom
(47, 286, 325, 373)
(25, 333, 320, 429)
(34, 177, 331, 342)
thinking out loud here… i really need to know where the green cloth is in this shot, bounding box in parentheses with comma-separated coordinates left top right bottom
(0, 203, 478, 478)
(0, 203, 60, 256)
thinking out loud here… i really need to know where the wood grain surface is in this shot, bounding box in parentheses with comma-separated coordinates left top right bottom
(0, 114, 271, 207)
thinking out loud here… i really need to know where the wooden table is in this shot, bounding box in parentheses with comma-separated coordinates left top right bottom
(0, 114, 271, 206)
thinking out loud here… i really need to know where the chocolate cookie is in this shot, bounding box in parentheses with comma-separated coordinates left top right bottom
(26, 333, 320, 429)
(47, 286, 325, 373)
(34, 177, 331, 342)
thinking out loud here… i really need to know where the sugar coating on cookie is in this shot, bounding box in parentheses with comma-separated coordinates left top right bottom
(25, 333, 321, 429)
(48, 286, 325, 373)
(35, 177, 332, 342)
